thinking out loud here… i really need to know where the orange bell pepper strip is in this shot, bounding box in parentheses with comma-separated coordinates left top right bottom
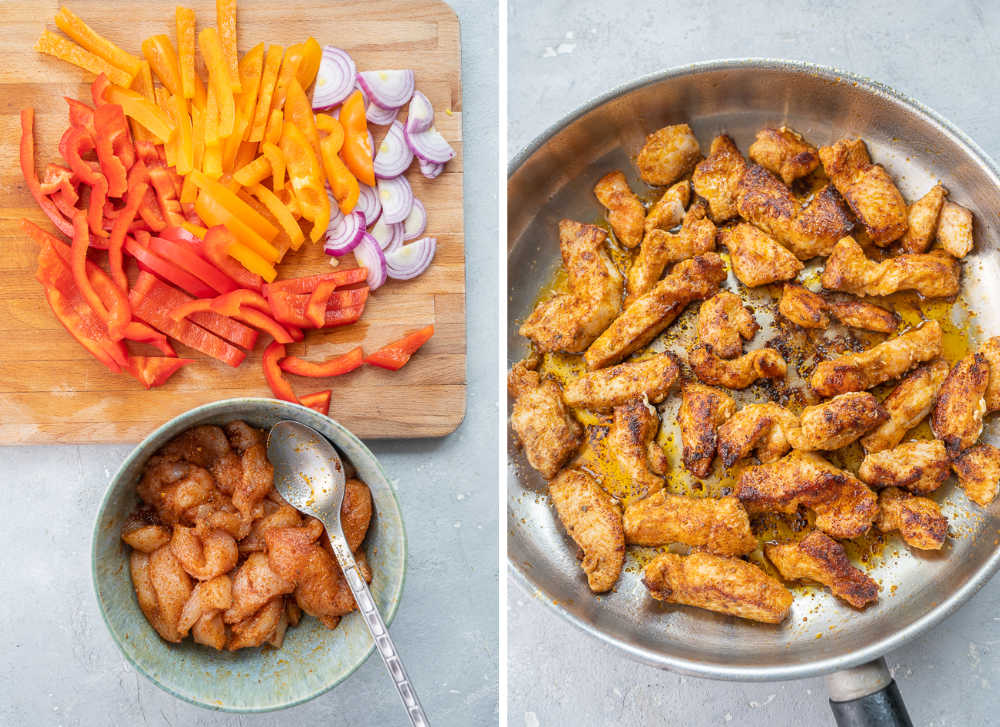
(295, 38, 322, 89)
(71, 210, 130, 341)
(195, 191, 279, 269)
(128, 61, 155, 142)
(305, 280, 338, 328)
(234, 140, 257, 170)
(54, 6, 143, 78)
(189, 170, 279, 242)
(210, 289, 271, 317)
(339, 90, 375, 186)
(35, 30, 133, 87)
(265, 44, 304, 137)
(223, 43, 264, 169)
(19, 108, 74, 237)
(280, 346, 365, 378)
(280, 121, 330, 242)
(216, 0, 241, 92)
(299, 389, 332, 416)
(365, 325, 435, 370)
(316, 113, 359, 214)
(249, 183, 304, 249)
(141, 35, 182, 97)
(249, 45, 283, 142)
(182, 221, 207, 239)
(127, 356, 193, 389)
(103, 84, 174, 143)
(199, 27, 235, 139)
(204, 82, 220, 145)
(264, 108, 283, 146)
(204, 141, 223, 179)
(284, 78, 320, 155)
(202, 226, 264, 291)
(262, 341, 298, 402)
(190, 104, 205, 180)
(233, 155, 272, 187)
(167, 94, 194, 175)
(175, 6, 197, 99)
(261, 142, 285, 191)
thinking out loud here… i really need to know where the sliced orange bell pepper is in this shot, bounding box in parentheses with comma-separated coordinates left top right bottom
(36, 30, 133, 87)
(365, 325, 435, 370)
(55, 6, 143, 78)
(168, 94, 194, 175)
(103, 84, 174, 143)
(339, 90, 375, 187)
(224, 43, 264, 169)
(265, 44, 304, 139)
(296, 37, 322, 89)
(141, 34, 182, 97)
(284, 78, 320, 155)
(194, 189, 279, 264)
(281, 121, 329, 243)
(233, 155, 272, 187)
(316, 113, 359, 214)
(249, 44, 283, 143)
(182, 221, 207, 239)
(199, 27, 235, 139)
(261, 141, 285, 191)
(216, 0, 241, 92)
(202, 225, 264, 290)
(249, 183, 304, 250)
(129, 60, 156, 142)
(234, 140, 257, 170)
(175, 6, 197, 99)
(189, 170, 279, 241)
(193, 73, 208, 110)
(264, 108, 283, 146)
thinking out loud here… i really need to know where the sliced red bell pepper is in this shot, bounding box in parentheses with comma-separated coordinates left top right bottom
(137, 186, 168, 231)
(108, 177, 148, 291)
(262, 341, 298, 402)
(299, 389, 331, 416)
(323, 304, 365, 329)
(305, 280, 338, 328)
(93, 103, 133, 197)
(364, 325, 435, 371)
(123, 321, 175, 357)
(58, 124, 109, 238)
(148, 166, 186, 228)
(266, 286, 370, 327)
(39, 164, 79, 202)
(235, 307, 293, 344)
(124, 234, 216, 298)
(170, 298, 213, 321)
(279, 346, 365, 378)
(65, 97, 97, 138)
(210, 289, 270, 317)
(263, 267, 367, 296)
(202, 225, 264, 291)
(20, 108, 75, 237)
(127, 356, 193, 389)
(90, 73, 114, 108)
(147, 235, 239, 294)
(135, 139, 160, 166)
(71, 210, 130, 341)
(50, 187, 81, 221)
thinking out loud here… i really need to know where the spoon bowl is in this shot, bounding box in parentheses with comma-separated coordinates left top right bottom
(267, 420, 348, 519)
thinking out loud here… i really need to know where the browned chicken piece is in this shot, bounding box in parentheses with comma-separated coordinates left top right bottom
(781, 184, 855, 259)
(931, 352, 989, 457)
(779, 284, 829, 328)
(520, 220, 624, 353)
(689, 344, 787, 389)
(642, 551, 793, 624)
(644, 180, 690, 233)
(719, 223, 804, 288)
(935, 201, 974, 258)
(734, 163, 798, 241)
(737, 451, 878, 539)
(979, 336, 1000, 412)
(697, 291, 759, 359)
(508, 361, 582, 480)
(623, 491, 756, 556)
(875, 487, 948, 550)
(810, 320, 942, 397)
(861, 359, 950, 452)
(594, 171, 645, 249)
(858, 439, 950, 495)
(821, 236, 961, 299)
(819, 138, 907, 246)
(952, 443, 1000, 506)
(691, 134, 748, 222)
(899, 183, 947, 254)
(562, 354, 679, 410)
(607, 399, 668, 501)
(636, 123, 701, 186)
(716, 402, 798, 467)
(765, 530, 878, 609)
(224, 551, 295, 624)
(228, 597, 286, 650)
(748, 126, 820, 185)
(548, 468, 625, 593)
(785, 392, 888, 451)
(585, 253, 726, 370)
(678, 383, 737, 477)
(826, 297, 900, 334)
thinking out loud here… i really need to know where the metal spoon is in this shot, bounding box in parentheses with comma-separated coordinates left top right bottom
(267, 420, 428, 726)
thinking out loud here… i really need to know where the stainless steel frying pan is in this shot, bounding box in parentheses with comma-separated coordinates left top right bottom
(507, 60, 1000, 726)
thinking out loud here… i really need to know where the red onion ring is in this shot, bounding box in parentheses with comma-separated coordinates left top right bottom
(353, 232, 387, 290)
(376, 174, 414, 225)
(374, 120, 414, 179)
(312, 47, 356, 110)
(385, 236, 437, 281)
(357, 70, 415, 110)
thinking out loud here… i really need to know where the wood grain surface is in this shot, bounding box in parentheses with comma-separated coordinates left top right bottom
(0, 0, 465, 443)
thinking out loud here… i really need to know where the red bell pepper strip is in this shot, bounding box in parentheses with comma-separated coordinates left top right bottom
(147, 235, 239, 294)
(279, 346, 365, 378)
(305, 280, 338, 328)
(108, 178, 149, 291)
(71, 210, 130, 341)
(123, 321, 176, 357)
(148, 166, 186, 227)
(65, 97, 97, 138)
(39, 164, 79, 202)
(234, 307, 293, 344)
(266, 286, 369, 327)
(364, 325, 435, 371)
(323, 304, 365, 329)
(93, 103, 132, 197)
(91, 73, 113, 108)
(299, 390, 332, 416)
(19, 108, 75, 237)
(202, 225, 264, 291)
(169, 298, 214, 321)
(58, 125, 109, 238)
(210, 289, 271, 317)
(262, 341, 298, 402)
(263, 267, 368, 296)
(135, 140, 160, 166)
(125, 234, 216, 298)
(50, 187, 80, 220)
(127, 356, 193, 389)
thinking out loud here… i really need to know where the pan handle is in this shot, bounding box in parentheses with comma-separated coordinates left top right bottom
(826, 658, 913, 727)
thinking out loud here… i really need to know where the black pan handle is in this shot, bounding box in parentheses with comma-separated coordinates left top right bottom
(826, 658, 913, 727)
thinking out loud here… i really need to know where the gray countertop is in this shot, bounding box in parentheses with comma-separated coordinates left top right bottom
(0, 1, 498, 725)
(507, 1, 1000, 725)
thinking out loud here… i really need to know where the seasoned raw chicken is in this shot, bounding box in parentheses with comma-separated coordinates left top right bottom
(548, 468, 625, 592)
(819, 138, 907, 246)
(861, 359, 950, 452)
(935, 201, 974, 258)
(979, 336, 1000, 412)
(607, 399, 668, 501)
(952, 443, 1000, 506)
(520, 220, 624, 353)
(169, 524, 239, 581)
(689, 344, 787, 389)
(810, 320, 942, 397)
(177, 575, 232, 647)
(697, 291, 759, 359)
(691, 134, 748, 222)
(765, 530, 879, 609)
(138, 546, 195, 643)
(719, 223, 803, 288)
(642, 551, 793, 624)
(508, 361, 582, 479)
(785, 392, 888, 451)
(224, 552, 294, 624)
(826, 297, 900, 334)
(716, 402, 798, 467)
(594, 171, 645, 248)
(858, 439, 950, 494)
(644, 181, 690, 233)
(931, 352, 989, 457)
(562, 354, 679, 410)
(228, 598, 286, 650)
(585, 253, 726, 370)
(875, 487, 948, 550)
(899, 183, 947, 254)
(678, 383, 737, 477)
(737, 451, 878, 539)
(637, 123, 701, 187)
(821, 236, 961, 298)
(781, 184, 855, 259)
(779, 284, 829, 328)
(748, 126, 819, 185)
(623, 491, 756, 556)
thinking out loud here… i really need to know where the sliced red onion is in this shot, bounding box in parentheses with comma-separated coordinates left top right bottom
(369, 215, 404, 252)
(419, 158, 444, 179)
(366, 100, 398, 126)
(403, 198, 427, 241)
(357, 70, 415, 110)
(377, 174, 414, 225)
(354, 232, 387, 290)
(367, 130, 374, 156)
(404, 123, 455, 165)
(325, 210, 366, 256)
(312, 47, 356, 111)
(356, 183, 381, 224)
(406, 91, 434, 134)
(385, 237, 436, 281)
(373, 120, 414, 179)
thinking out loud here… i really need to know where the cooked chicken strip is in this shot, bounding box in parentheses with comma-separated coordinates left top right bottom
(644, 180, 690, 233)
(562, 354, 679, 411)
(642, 551, 793, 624)
(979, 336, 1000, 412)
(931, 352, 989, 458)
(520, 220, 624, 353)
(691, 134, 748, 222)
(748, 126, 820, 185)
(697, 291, 759, 359)
(810, 320, 942, 397)
(678, 383, 737, 477)
(765, 530, 878, 609)
(737, 451, 878, 539)
(735, 163, 798, 239)
(779, 284, 829, 328)
(594, 171, 645, 249)
(716, 402, 798, 467)
(952, 443, 1000, 506)
(607, 399, 668, 501)
(585, 253, 726, 370)
(781, 185, 855, 259)
(508, 361, 582, 479)
(819, 138, 907, 246)
(861, 359, 950, 452)
(826, 297, 900, 334)
(720, 223, 804, 288)
(858, 439, 950, 494)
(875, 487, 948, 550)
(623, 491, 756, 556)
(821, 236, 961, 299)
(899, 183, 947, 254)
(785, 392, 888, 451)
(637, 123, 701, 186)
(548, 468, 625, 592)
(935, 201, 974, 259)
(689, 344, 787, 389)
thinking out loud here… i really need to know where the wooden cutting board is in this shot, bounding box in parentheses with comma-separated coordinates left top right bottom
(0, 0, 465, 443)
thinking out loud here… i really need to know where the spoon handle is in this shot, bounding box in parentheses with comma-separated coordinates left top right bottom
(328, 529, 429, 726)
